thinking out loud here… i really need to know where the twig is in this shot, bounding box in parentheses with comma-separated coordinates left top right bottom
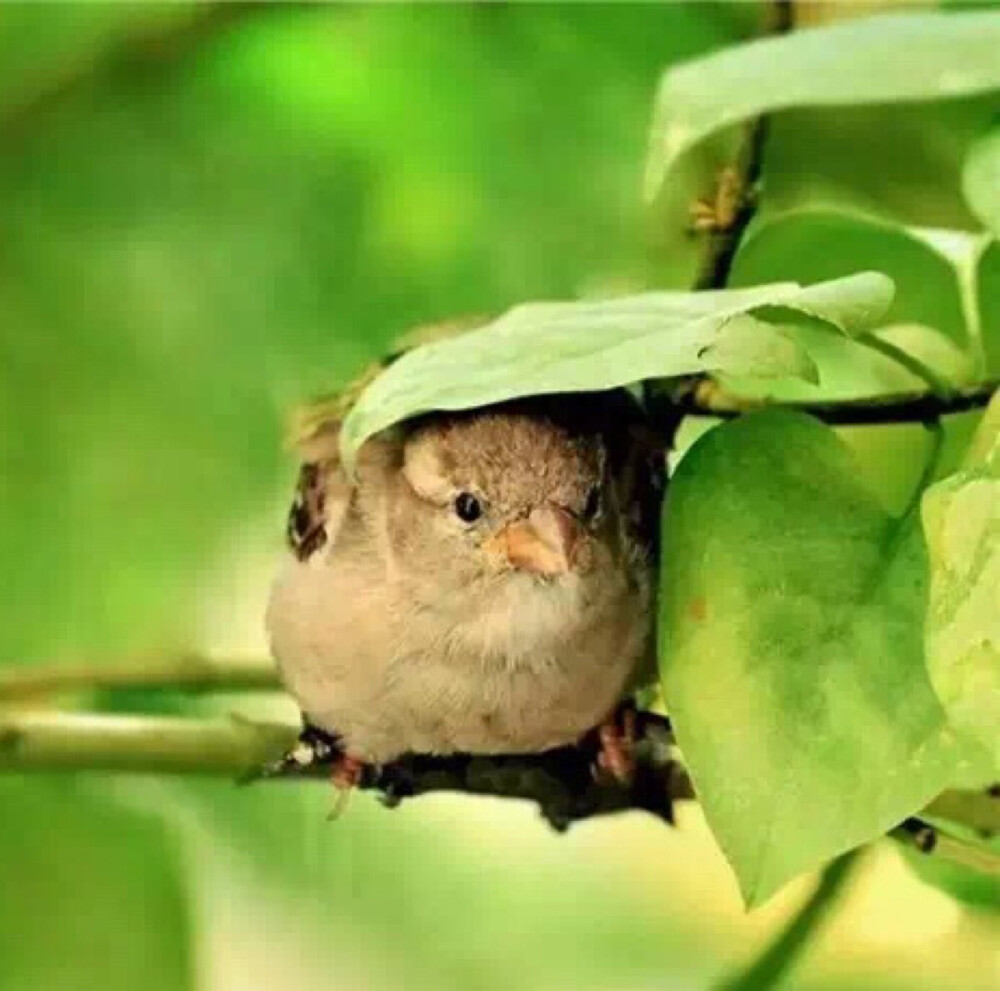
(893, 818, 1000, 879)
(0, 711, 295, 777)
(691, 0, 794, 292)
(0, 709, 693, 830)
(0, 655, 279, 701)
(673, 379, 998, 426)
(712, 851, 861, 991)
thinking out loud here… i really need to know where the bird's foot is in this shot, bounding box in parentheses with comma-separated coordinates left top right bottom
(331, 753, 366, 790)
(248, 722, 342, 783)
(325, 753, 369, 821)
(593, 704, 638, 787)
(290, 723, 341, 768)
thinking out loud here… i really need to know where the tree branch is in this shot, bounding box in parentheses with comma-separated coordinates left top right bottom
(0, 655, 278, 702)
(0, 709, 693, 830)
(3, 706, 998, 880)
(0, 710, 295, 777)
(893, 818, 1000, 879)
(712, 851, 861, 991)
(671, 379, 998, 426)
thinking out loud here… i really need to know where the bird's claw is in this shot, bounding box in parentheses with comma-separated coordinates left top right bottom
(250, 723, 343, 783)
(593, 705, 638, 787)
(331, 753, 366, 790)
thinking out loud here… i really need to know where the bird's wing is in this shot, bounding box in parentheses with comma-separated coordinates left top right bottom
(284, 315, 489, 561)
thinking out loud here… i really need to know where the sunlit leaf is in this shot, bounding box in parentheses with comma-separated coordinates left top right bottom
(341, 274, 894, 469)
(660, 412, 972, 906)
(922, 393, 1000, 776)
(730, 210, 1000, 389)
(646, 11, 1000, 197)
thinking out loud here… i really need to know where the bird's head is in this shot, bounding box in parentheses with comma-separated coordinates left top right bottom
(377, 397, 633, 601)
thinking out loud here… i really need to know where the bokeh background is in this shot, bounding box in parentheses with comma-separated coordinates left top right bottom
(0, 4, 998, 991)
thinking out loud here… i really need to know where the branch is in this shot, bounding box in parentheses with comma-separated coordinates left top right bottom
(0, 655, 278, 702)
(893, 818, 1000, 879)
(0, 710, 295, 777)
(691, 0, 794, 292)
(0, 709, 693, 830)
(712, 851, 861, 991)
(3, 708, 999, 881)
(672, 379, 998, 426)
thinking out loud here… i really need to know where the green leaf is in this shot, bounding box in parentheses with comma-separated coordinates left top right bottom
(660, 411, 970, 907)
(874, 324, 977, 390)
(646, 11, 1000, 197)
(979, 241, 1000, 374)
(963, 128, 1000, 237)
(922, 393, 1000, 776)
(340, 273, 894, 469)
(729, 210, 1000, 389)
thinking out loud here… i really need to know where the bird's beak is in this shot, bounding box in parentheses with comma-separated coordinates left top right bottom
(486, 505, 582, 576)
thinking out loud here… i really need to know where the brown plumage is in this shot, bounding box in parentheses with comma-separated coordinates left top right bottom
(267, 390, 664, 775)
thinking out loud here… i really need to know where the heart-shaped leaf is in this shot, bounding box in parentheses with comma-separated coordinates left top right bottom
(660, 411, 972, 906)
(646, 11, 1000, 198)
(340, 273, 894, 469)
(922, 393, 1000, 777)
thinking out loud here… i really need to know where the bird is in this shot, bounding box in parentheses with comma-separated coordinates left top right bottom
(266, 386, 664, 790)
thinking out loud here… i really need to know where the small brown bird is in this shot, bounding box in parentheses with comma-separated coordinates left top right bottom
(266, 390, 663, 788)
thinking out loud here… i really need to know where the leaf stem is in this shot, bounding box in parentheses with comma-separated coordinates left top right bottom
(712, 852, 861, 991)
(855, 335, 955, 399)
(901, 417, 945, 522)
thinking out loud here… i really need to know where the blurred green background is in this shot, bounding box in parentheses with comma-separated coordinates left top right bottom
(0, 4, 997, 991)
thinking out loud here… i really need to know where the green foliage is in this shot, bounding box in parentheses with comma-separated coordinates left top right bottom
(1, 4, 999, 985)
(0, 777, 193, 991)
(923, 395, 1000, 777)
(341, 273, 893, 468)
(659, 412, 975, 906)
(963, 127, 1000, 237)
(730, 211, 1000, 384)
(646, 10, 1000, 197)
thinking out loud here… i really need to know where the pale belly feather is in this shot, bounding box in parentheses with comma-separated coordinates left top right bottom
(268, 556, 649, 763)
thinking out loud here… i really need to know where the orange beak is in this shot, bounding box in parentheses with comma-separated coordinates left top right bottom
(486, 505, 582, 576)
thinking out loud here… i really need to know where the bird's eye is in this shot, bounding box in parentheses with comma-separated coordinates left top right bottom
(582, 485, 601, 522)
(453, 492, 482, 523)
